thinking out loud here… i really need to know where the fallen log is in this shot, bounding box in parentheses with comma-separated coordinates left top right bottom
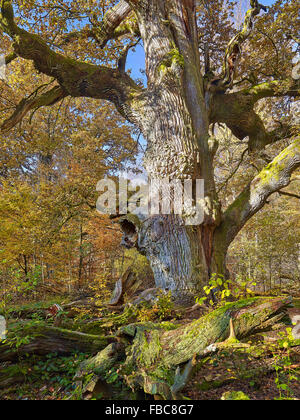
(0, 325, 116, 362)
(2, 296, 292, 399)
(114, 296, 292, 399)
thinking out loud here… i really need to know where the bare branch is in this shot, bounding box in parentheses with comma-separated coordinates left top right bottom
(278, 190, 300, 200)
(1, 85, 66, 132)
(59, 1, 138, 48)
(57, 27, 98, 46)
(217, 147, 248, 193)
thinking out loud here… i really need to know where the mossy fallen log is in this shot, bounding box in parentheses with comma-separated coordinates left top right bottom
(0, 325, 116, 362)
(116, 296, 292, 399)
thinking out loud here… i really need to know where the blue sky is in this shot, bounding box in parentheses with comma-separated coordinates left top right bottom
(126, 43, 146, 84)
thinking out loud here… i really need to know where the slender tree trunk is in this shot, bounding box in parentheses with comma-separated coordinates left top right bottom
(23, 254, 29, 282)
(269, 257, 272, 291)
(78, 224, 84, 289)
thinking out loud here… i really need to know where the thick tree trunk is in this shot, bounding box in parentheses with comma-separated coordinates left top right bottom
(119, 74, 218, 302)
(137, 216, 210, 303)
(116, 1, 222, 300)
(120, 213, 226, 303)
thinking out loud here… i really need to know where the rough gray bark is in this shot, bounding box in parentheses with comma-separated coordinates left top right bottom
(117, 0, 220, 301)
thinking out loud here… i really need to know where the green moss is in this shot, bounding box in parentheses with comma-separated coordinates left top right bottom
(114, 22, 135, 37)
(151, 365, 175, 386)
(168, 48, 185, 68)
(221, 391, 250, 400)
(118, 321, 178, 338)
(160, 321, 178, 331)
(118, 324, 137, 337)
(244, 80, 280, 99)
(197, 378, 233, 391)
(76, 343, 120, 382)
(258, 139, 300, 185)
(100, 306, 137, 329)
(137, 330, 162, 368)
(157, 46, 185, 78)
(121, 297, 289, 399)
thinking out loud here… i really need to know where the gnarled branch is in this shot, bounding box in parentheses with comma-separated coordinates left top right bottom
(241, 79, 300, 102)
(59, 0, 139, 48)
(221, 0, 267, 89)
(210, 89, 297, 151)
(1, 85, 66, 132)
(0, 0, 142, 130)
(216, 137, 300, 249)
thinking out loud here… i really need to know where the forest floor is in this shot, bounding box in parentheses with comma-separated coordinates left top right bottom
(183, 333, 300, 400)
(0, 296, 299, 401)
(182, 300, 300, 400)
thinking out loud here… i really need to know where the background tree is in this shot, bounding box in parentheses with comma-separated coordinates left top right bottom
(0, 48, 139, 299)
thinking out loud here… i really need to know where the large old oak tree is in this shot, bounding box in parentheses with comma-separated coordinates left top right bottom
(0, 0, 299, 302)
